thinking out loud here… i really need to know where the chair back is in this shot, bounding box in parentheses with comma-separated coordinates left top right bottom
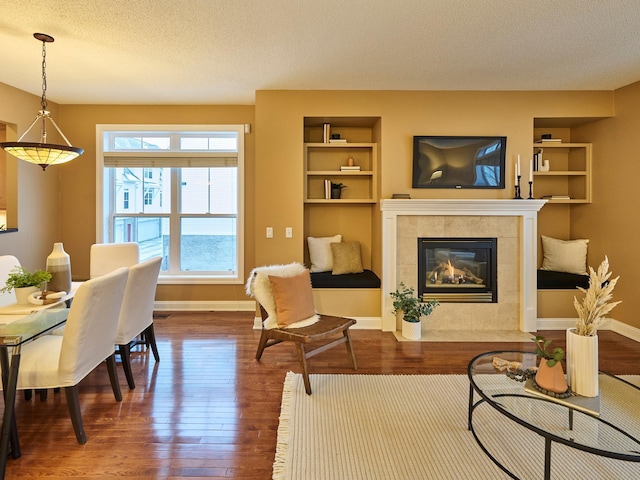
(0, 255, 21, 307)
(114, 256, 161, 344)
(58, 267, 129, 385)
(90, 242, 139, 278)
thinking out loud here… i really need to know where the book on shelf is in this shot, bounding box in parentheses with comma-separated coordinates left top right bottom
(329, 139, 347, 143)
(542, 195, 571, 200)
(324, 179, 331, 199)
(536, 138, 562, 143)
(340, 166, 361, 171)
(323, 123, 331, 143)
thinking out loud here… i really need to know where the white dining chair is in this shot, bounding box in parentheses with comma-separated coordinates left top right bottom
(16, 267, 129, 444)
(90, 242, 139, 278)
(115, 256, 162, 389)
(0, 255, 21, 307)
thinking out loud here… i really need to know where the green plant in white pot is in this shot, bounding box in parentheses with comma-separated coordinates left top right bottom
(567, 256, 621, 397)
(1, 266, 52, 305)
(391, 282, 439, 340)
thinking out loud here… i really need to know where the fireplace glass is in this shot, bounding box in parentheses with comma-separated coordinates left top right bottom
(418, 237, 497, 303)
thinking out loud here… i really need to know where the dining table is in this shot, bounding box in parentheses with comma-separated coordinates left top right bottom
(0, 285, 80, 480)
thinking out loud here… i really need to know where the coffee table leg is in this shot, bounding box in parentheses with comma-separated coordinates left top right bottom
(569, 408, 574, 430)
(468, 383, 473, 430)
(544, 437, 552, 480)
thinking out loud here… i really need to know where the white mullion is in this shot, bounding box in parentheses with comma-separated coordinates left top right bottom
(169, 168, 181, 274)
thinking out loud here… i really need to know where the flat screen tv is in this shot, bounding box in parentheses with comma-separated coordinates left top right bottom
(412, 136, 506, 189)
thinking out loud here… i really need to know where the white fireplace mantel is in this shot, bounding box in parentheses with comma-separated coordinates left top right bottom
(380, 199, 547, 332)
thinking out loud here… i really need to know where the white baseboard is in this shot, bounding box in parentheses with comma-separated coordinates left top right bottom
(537, 317, 640, 343)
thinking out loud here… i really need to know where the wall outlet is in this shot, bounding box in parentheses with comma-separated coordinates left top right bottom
(266, 227, 273, 238)
(285, 227, 293, 238)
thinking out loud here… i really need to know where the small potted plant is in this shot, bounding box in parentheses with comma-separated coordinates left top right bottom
(531, 335, 568, 395)
(1, 266, 52, 304)
(390, 282, 439, 340)
(330, 182, 346, 199)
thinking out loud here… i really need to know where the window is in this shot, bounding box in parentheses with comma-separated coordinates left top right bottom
(97, 125, 244, 284)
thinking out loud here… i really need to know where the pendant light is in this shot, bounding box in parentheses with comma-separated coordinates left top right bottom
(0, 33, 83, 171)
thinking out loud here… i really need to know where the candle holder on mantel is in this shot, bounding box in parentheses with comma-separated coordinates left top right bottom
(513, 175, 523, 199)
(528, 181, 534, 200)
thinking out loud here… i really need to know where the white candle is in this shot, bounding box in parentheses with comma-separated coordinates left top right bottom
(529, 158, 533, 183)
(517, 155, 521, 177)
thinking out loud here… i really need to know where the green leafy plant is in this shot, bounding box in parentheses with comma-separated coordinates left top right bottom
(573, 255, 621, 336)
(531, 335, 564, 367)
(331, 182, 346, 190)
(0, 266, 52, 293)
(390, 282, 439, 323)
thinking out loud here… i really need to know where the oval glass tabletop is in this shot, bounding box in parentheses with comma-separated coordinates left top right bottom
(468, 351, 640, 461)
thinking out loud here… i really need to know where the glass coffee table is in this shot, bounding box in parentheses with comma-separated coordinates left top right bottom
(468, 351, 640, 480)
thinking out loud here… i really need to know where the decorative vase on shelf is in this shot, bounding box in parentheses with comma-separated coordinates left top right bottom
(566, 328, 599, 397)
(46, 242, 72, 293)
(401, 318, 422, 340)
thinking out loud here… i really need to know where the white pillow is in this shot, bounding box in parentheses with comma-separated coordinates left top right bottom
(307, 235, 342, 272)
(540, 235, 589, 275)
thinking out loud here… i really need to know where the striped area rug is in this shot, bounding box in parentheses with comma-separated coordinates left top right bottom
(274, 373, 640, 479)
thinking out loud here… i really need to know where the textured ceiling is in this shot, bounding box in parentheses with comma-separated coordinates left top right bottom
(1, 0, 640, 105)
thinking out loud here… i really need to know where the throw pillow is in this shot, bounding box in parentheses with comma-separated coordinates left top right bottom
(268, 270, 318, 328)
(307, 235, 342, 272)
(331, 241, 364, 275)
(540, 235, 589, 275)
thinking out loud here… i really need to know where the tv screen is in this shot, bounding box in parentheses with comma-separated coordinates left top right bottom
(412, 136, 506, 189)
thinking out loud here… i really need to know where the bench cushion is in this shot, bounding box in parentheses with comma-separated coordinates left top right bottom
(537, 269, 589, 290)
(310, 269, 381, 289)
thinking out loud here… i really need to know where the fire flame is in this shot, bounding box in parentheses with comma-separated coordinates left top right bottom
(447, 260, 455, 278)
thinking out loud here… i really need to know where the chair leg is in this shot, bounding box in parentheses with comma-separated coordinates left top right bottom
(38, 389, 48, 401)
(118, 344, 136, 390)
(344, 329, 358, 370)
(255, 329, 270, 360)
(296, 344, 312, 395)
(64, 386, 86, 444)
(144, 324, 160, 363)
(106, 353, 123, 401)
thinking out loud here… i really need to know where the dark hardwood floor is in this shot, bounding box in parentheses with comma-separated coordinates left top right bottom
(5, 311, 640, 479)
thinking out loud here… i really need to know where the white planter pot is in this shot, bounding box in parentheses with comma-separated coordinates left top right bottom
(402, 319, 422, 340)
(14, 286, 39, 305)
(566, 327, 599, 397)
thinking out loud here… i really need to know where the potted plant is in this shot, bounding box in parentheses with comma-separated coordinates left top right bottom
(0, 266, 52, 304)
(531, 335, 568, 395)
(567, 255, 621, 397)
(390, 282, 439, 340)
(330, 182, 346, 199)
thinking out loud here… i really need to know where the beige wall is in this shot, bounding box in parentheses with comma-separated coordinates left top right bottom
(7, 83, 636, 327)
(570, 80, 640, 329)
(0, 82, 64, 271)
(58, 104, 255, 302)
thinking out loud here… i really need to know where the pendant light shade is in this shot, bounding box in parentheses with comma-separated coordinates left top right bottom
(0, 33, 83, 171)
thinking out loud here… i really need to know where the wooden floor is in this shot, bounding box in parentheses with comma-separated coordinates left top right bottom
(4, 311, 640, 479)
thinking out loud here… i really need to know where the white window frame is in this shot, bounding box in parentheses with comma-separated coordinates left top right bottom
(96, 124, 245, 285)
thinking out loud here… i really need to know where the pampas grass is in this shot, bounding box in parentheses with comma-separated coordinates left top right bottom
(573, 256, 621, 336)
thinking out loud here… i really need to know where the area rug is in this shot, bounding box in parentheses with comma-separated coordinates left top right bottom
(274, 373, 640, 479)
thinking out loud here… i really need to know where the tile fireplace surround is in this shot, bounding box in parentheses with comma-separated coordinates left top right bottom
(381, 199, 546, 333)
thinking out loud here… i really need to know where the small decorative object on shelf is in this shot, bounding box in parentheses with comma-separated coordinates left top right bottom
(513, 155, 523, 199)
(567, 256, 621, 397)
(330, 182, 346, 199)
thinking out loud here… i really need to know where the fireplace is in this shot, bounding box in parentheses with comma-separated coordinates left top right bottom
(418, 237, 497, 303)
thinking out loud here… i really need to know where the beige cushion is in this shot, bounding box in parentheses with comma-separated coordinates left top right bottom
(331, 241, 364, 275)
(268, 270, 317, 328)
(540, 235, 589, 275)
(307, 235, 342, 272)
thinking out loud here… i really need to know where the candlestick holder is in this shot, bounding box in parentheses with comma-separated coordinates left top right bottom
(513, 175, 523, 199)
(528, 181, 534, 200)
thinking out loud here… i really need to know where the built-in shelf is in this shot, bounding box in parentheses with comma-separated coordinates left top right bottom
(532, 142, 592, 203)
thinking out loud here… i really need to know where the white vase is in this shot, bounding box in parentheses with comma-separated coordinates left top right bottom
(402, 319, 422, 340)
(566, 327, 599, 397)
(46, 242, 72, 293)
(14, 286, 39, 305)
